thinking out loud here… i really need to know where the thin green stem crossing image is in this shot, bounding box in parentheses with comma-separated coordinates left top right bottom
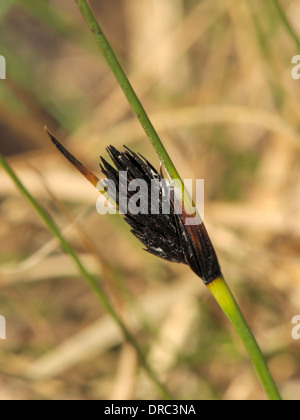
(0, 0, 299, 401)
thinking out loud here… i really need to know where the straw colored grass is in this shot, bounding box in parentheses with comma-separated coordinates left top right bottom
(0, 0, 300, 400)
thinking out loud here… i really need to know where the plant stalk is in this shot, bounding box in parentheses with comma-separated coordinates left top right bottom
(74, 0, 282, 400)
(271, 0, 300, 50)
(0, 154, 171, 400)
(74, 0, 181, 182)
(208, 278, 281, 400)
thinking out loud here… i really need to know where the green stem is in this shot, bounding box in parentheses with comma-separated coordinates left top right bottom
(271, 0, 300, 50)
(208, 278, 281, 400)
(0, 154, 171, 400)
(74, 0, 181, 182)
(74, 0, 281, 400)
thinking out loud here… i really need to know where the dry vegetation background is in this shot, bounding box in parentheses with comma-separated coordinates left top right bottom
(0, 0, 300, 400)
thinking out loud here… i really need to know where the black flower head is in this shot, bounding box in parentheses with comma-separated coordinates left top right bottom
(46, 129, 222, 285)
(100, 146, 223, 285)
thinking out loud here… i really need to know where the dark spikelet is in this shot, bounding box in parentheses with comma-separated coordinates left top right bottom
(47, 130, 222, 284)
(100, 146, 223, 284)
(100, 146, 186, 265)
(175, 212, 223, 284)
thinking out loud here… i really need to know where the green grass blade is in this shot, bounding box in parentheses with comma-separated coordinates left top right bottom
(272, 0, 300, 50)
(74, 0, 181, 182)
(0, 153, 171, 400)
(73, 0, 282, 400)
(208, 278, 282, 400)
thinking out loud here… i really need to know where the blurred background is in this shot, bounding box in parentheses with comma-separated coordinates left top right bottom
(0, 0, 300, 400)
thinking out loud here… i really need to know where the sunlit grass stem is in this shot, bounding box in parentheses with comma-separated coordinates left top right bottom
(74, 0, 181, 183)
(271, 0, 300, 50)
(74, 0, 282, 400)
(208, 278, 282, 400)
(0, 154, 171, 400)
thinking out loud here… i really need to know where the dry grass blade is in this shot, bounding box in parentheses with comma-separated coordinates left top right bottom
(0, 0, 299, 400)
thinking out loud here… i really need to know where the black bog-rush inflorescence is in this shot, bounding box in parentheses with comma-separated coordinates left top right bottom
(100, 146, 222, 285)
(46, 127, 222, 286)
